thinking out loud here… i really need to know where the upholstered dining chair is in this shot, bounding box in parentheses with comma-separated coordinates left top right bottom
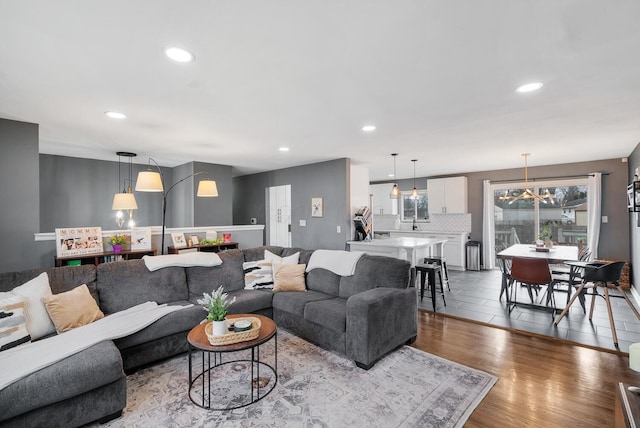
(509, 257, 557, 316)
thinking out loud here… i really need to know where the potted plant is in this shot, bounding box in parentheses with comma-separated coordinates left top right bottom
(538, 222, 553, 248)
(197, 285, 237, 336)
(109, 233, 129, 253)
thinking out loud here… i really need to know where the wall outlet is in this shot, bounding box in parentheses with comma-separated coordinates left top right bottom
(337, 226, 341, 233)
(299, 219, 306, 227)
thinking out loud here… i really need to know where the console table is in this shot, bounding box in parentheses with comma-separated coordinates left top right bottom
(54, 249, 156, 267)
(167, 242, 239, 254)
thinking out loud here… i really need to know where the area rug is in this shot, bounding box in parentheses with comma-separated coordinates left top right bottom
(101, 330, 497, 428)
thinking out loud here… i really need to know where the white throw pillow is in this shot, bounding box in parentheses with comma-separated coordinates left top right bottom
(11, 272, 56, 339)
(0, 294, 31, 351)
(264, 250, 300, 265)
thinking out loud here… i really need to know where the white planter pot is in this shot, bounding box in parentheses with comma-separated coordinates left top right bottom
(211, 319, 228, 336)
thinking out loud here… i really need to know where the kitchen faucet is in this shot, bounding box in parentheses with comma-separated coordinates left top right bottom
(412, 217, 418, 230)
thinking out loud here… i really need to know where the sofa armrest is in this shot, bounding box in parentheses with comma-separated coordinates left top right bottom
(345, 287, 417, 368)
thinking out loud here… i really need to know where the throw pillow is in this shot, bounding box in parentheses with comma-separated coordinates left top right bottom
(0, 294, 31, 352)
(272, 263, 307, 292)
(11, 272, 56, 339)
(265, 249, 300, 265)
(42, 284, 105, 333)
(243, 260, 274, 289)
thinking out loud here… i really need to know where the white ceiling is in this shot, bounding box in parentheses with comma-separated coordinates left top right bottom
(1, 1, 640, 181)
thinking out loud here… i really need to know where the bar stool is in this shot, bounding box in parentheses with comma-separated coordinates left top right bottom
(415, 262, 446, 311)
(423, 256, 450, 291)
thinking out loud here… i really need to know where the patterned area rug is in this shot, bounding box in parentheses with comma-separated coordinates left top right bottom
(101, 330, 497, 428)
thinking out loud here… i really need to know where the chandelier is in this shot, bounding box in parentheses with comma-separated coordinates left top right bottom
(500, 153, 554, 205)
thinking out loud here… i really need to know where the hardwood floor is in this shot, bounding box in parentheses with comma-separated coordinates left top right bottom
(411, 309, 639, 427)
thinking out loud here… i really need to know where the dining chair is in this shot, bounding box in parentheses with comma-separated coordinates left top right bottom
(554, 260, 640, 347)
(509, 257, 557, 316)
(551, 246, 591, 310)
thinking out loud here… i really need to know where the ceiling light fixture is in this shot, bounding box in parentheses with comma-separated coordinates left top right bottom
(362, 125, 376, 132)
(389, 153, 401, 199)
(500, 153, 554, 205)
(112, 152, 138, 228)
(279, 147, 290, 152)
(516, 82, 544, 93)
(105, 111, 127, 119)
(411, 159, 419, 199)
(165, 47, 195, 63)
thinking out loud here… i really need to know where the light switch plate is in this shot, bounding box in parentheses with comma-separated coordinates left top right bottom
(337, 226, 341, 233)
(299, 219, 306, 227)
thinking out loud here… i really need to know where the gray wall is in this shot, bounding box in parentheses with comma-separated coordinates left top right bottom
(193, 161, 233, 227)
(0, 119, 40, 272)
(628, 145, 640, 288)
(233, 159, 350, 250)
(376, 158, 630, 262)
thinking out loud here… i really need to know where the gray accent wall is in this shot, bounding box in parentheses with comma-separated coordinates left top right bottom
(0, 119, 40, 272)
(233, 159, 350, 250)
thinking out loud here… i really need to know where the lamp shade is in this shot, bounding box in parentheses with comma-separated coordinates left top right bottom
(135, 170, 164, 192)
(112, 193, 138, 210)
(197, 179, 219, 197)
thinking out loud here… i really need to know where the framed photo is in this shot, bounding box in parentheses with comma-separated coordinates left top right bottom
(171, 233, 186, 247)
(55, 227, 104, 258)
(311, 197, 323, 217)
(131, 227, 152, 250)
(190, 235, 199, 245)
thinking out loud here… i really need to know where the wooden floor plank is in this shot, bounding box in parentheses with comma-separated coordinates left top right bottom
(411, 310, 640, 427)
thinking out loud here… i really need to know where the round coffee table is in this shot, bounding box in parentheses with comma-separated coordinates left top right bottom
(187, 314, 277, 410)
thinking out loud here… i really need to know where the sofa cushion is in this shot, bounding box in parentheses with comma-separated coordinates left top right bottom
(0, 340, 124, 421)
(42, 284, 104, 333)
(97, 260, 188, 314)
(0, 265, 99, 303)
(283, 248, 314, 265)
(226, 290, 274, 315)
(306, 268, 341, 296)
(0, 295, 31, 351)
(272, 290, 333, 317)
(113, 302, 203, 350)
(304, 297, 347, 333)
(10, 272, 56, 340)
(339, 255, 411, 298)
(242, 246, 284, 262)
(272, 263, 306, 292)
(186, 250, 246, 298)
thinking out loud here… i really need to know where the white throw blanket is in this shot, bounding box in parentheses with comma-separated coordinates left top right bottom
(306, 250, 364, 276)
(143, 252, 223, 271)
(0, 301, 191, 390)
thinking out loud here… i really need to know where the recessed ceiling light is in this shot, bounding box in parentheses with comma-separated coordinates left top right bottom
(516, 82, 544, 93)
(165, 47, 195, 63)
(388, 173, 395, 177)
(279, 147, 290, 152)
(105, 111, 127, 119)
(362, 125, 376, 132)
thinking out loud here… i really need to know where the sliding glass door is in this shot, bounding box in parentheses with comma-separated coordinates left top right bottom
(493, 179, 588, 258)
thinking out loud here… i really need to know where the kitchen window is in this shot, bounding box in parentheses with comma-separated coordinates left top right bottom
(400, 190, 429, 221)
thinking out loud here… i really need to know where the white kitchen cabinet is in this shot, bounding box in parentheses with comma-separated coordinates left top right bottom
(369, 183, 398, 215)
(427, 176, 468, 214)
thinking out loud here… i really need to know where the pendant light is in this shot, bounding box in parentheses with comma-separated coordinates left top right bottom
(503, 153, 554, 205)
(410, 159, 419, 199)
(389, 153, 401, 199)
(112, 152, 138, 228)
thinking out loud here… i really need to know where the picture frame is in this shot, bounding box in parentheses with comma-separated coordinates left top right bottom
(311, 197, 323, 217)
(190, 235, 199, 245)
(131, 227, 152, 250)
(171, 233, 186, 247)
(55, 227, 104, 258)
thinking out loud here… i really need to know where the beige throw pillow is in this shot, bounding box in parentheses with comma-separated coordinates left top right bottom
(42, 284, 104, 333)
(272, 263, 307, 292)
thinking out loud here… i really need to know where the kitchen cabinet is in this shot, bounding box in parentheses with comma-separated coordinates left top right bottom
(389, 231, 469, 270)
(369, 183, 398, 215)
(427, 176, 468, 214)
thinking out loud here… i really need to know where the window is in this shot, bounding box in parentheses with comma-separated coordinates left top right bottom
(400, 190, 429, 221)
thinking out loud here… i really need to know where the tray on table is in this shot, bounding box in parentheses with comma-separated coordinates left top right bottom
(205, 317, 261, 345)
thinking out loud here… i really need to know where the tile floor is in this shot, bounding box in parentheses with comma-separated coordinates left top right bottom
(416, 268, 640, 353)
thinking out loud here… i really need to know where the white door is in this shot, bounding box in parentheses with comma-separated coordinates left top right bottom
(268, 185, 291, 247)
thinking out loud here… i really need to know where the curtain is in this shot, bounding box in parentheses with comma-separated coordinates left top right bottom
(482, 179, 495, 269)
(587, 172, 602, 259)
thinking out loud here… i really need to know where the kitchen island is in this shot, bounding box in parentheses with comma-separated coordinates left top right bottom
(347, 237, 447, 268)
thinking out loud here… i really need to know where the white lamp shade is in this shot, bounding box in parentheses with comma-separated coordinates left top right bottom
(112, 193, 138, 210)
(197, 179, 219, 197)
(135, 170, 164, 192)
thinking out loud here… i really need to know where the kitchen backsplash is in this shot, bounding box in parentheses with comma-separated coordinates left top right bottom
(373, 213, 471, 233)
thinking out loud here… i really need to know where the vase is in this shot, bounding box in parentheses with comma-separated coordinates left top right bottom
(112, 244, 122, 253)
(211, 319, 228, 336)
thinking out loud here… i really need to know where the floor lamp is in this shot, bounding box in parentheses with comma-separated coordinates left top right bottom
(135, 158, 218, 254)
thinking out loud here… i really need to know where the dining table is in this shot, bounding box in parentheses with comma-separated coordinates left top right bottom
(497, 244, 580, 312)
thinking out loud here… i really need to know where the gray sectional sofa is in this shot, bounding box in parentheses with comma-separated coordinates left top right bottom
(0, 246, 415, 428)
